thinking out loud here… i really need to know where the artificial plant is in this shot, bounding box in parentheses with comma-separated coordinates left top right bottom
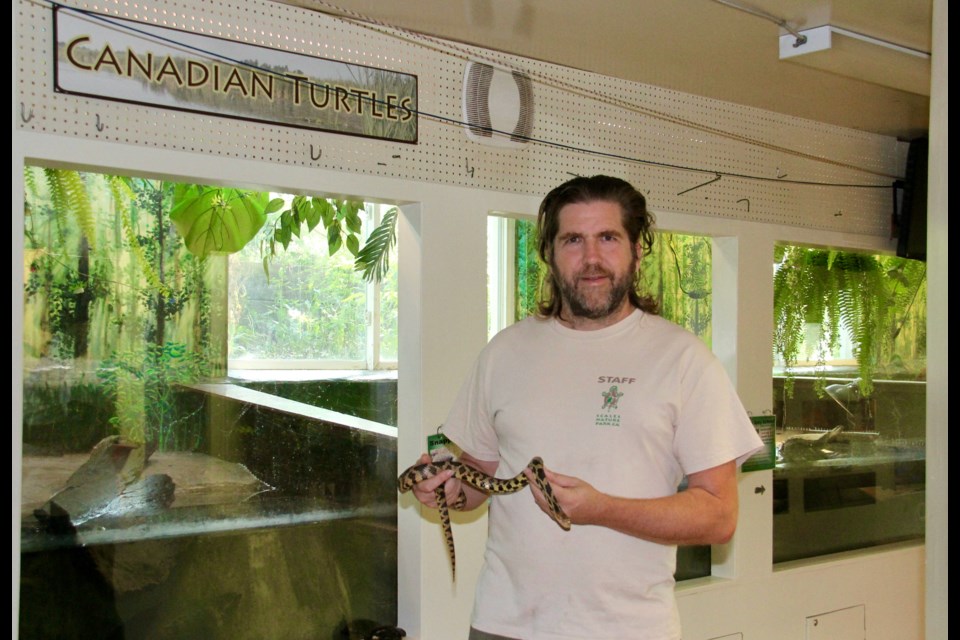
(168, 184, 397, 284)
(24, 168, 220, 450)
(24, 166, 400, 451)
(773, 244, 927, 399)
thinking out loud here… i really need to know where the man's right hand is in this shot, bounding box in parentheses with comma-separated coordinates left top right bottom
(408, 452, 459, 509)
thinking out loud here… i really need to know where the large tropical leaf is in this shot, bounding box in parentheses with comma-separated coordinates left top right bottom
(170, 186, 268, 257)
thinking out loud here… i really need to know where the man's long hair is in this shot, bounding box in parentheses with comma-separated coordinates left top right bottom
(535, 175, 659, 318)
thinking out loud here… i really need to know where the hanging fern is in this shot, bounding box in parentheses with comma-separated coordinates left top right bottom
(115, 178, 173, 300)
(776, 252, 813, 390)
(42, 168, 98, 251)
(23, 166, 38, 203)
(885, 260, 927, 355)
(774, 245, 926, 399)
(833, 252, 882, 396)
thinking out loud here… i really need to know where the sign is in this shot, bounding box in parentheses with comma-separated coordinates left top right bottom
(53, 7, 418, 143)
(742, 414, 777, 472)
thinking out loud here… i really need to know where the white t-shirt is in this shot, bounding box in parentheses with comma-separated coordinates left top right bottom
(442, 309, 764, 640)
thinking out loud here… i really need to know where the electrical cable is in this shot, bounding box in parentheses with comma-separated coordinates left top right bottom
(298, 0, 902, 181)
(40, 0, 902, 188)
(710, 0, 807, 46)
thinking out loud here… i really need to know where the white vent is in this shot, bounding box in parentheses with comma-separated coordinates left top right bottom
(462, 61, 533, 148)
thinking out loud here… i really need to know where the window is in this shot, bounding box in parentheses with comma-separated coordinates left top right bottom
(228, 201, 398, 371)
(772, 243, 926, 562)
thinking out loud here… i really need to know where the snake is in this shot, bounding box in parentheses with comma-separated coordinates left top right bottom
(397, 456, 571, 580)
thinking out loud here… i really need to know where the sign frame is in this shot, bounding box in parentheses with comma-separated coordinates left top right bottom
(53, 6, 419, 144)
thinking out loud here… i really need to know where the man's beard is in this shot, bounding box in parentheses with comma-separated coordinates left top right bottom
(555, 263, 635, 320)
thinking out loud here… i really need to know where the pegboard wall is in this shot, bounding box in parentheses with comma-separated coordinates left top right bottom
(16, 0, 908, 237)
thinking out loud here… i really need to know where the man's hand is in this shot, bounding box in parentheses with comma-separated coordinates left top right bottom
(408, 453, 458, 509)
(524, 465, 604, 526)
(524, 461, 740, 545)
(406, 451, 498, 512)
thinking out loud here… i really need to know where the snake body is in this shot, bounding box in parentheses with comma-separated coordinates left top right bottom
(397, 457, 570, 580)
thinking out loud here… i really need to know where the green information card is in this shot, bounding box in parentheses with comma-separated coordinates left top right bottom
(742, 415, 777, 472)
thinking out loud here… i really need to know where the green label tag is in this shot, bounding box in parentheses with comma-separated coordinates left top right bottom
(427, 433, 451, 454)
(742, 415, 777, 472)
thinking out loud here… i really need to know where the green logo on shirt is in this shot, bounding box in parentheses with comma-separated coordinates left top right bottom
(601, 385, 623, 410)
(596, 385, 623, 427)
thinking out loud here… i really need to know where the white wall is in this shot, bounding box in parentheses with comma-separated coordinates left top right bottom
(13, 1, 945, 638)
(924, 1, 948, 638)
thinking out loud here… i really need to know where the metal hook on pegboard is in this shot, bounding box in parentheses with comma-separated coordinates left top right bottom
(310, 144, 322, 161)
(95, 114, 105, 132)
(20, 103, 34, 123)
(677, 172, 721, 196)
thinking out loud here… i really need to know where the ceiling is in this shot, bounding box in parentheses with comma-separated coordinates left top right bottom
(276, 0, 932, 141)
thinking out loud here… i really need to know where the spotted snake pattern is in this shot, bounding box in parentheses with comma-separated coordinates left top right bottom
(398, 457, 571, 579)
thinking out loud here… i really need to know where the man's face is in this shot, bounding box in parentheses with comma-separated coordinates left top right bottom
(549, 200, 639, 326)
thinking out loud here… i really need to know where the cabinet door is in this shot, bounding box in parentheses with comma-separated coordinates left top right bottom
(806, 605, 865, 640)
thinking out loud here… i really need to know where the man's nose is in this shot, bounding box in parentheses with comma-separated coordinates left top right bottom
(582, 239, 602, 263)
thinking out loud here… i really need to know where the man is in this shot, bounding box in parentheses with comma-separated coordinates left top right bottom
(408, 175, 764, 640)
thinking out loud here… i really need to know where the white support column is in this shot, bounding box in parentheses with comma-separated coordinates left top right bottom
(396, 195, 490, 638)
(924, 0, 948, 637)
(709, 235, 775, 581)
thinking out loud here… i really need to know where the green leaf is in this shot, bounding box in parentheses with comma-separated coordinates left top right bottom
(265, 197, 285, 214)
(279, 209, 292, 231)
(346, 233, 360, 256)
(274, 223, 292, 250)
(170, 187, 267, 257)
(317, 199, 336, 228)
(292, 195, 310, 227)
(304, 198, 323, 231)
(328, 228, 343, 255)
(344, 208, 363, 234)
(342, 199, 364, 219)
(355, 206, 398, 283)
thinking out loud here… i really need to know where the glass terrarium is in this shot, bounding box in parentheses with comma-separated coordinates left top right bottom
(20, 167, 400, 639)
(771, 244, 927, 564)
